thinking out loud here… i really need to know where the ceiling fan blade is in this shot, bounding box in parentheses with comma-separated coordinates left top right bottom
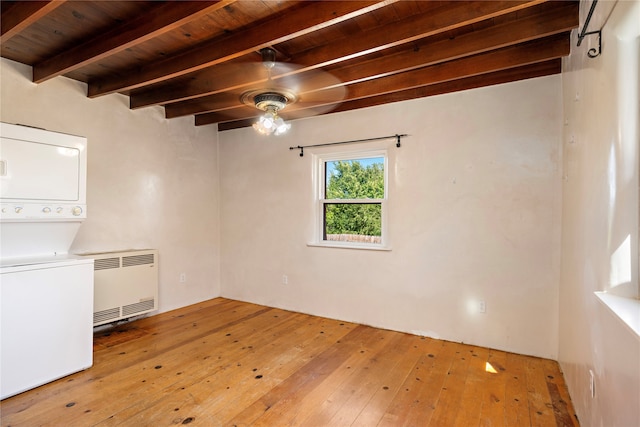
(212, 59, 347, 111)
(188, 52, 349, 123)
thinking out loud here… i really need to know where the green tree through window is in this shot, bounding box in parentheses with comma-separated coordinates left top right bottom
(323, 157, 384, 242)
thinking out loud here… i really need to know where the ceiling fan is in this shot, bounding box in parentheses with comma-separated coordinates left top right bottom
(226, 47, 347, 135)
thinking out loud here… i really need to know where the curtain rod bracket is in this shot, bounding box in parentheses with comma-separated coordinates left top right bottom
(577, 0, 602, 58)
(289, 134, 407, 157)
(289, 146, 304, 156)
(580, 30, 601, 58)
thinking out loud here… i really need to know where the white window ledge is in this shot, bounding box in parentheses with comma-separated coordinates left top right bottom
(307, 242, 391, 251)
(595, 292, 640, 338)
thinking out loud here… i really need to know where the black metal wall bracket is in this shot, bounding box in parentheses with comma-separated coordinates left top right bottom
(578, 29, 602, 58)
(577, 0, 602, 58)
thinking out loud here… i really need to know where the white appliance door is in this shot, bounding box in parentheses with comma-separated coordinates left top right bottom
(0, 137, 80, 202)
(0, 259, 94, 399)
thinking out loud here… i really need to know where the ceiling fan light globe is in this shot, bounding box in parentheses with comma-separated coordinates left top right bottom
(253, 116, 272, 135)
(252, 122, 267, 135)
(253, 106, 291, 136)
(263, 117, 274, 129)
(275, 122, 291, 136)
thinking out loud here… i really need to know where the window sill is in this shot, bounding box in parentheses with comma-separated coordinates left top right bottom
(307, 242, 391, 251)
(594, 291, 640, 338)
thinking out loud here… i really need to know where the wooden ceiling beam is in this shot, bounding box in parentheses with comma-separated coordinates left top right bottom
(129, 57, 256, 109)
(165, 2, 577, 119)
(322, 1, 577, 86)
(216, 59, 562, 131)
(195, 34, 569, 126)
(87, 1, 394, 98)
(132, 0, 551, 109)
(0, 1, 65, 44)
(32, 1, 235, 83)
(339, 33, 570, 101)
(287, 0, 547, 69)
(328, 59, 562, 115)
(167, 93, 242, 118)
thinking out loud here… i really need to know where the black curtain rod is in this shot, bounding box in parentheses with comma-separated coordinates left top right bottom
(289, 134, 407, 157)
(577, 0, 601, 58)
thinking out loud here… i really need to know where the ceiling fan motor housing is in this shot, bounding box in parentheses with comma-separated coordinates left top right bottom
(254, 92, 288, 111)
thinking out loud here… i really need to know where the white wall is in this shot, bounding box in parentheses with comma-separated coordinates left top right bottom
(219, 75, 563, 359)
(0, 58, 221, 313)
(559, 0, 640, 425)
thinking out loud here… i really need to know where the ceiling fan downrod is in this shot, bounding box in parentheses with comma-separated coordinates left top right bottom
(259, 47, 277, 70)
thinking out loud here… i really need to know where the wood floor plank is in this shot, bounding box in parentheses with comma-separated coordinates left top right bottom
(526, 355, 560, 427)
(128, 315, 357, 426)
(504, 350, 533, 426)
(248, 326, 393, 426)
(288, 330, 407, 426)
(398, 339, 461, 427)
(479, 349, 508, 427)
(90, 309, 314, 426)
(377, 338, 451, 426)
(426, 341, 473, 426)
(541, 358, 580, 427)
(0, 298, 580, 427)
(317, 333, 417, 426)
(451, 345, 492, 426)
(350, 335, 435, 427)
(224, 324, 389, 426)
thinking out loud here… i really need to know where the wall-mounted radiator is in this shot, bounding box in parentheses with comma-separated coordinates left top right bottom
(79, 249, 158, 326)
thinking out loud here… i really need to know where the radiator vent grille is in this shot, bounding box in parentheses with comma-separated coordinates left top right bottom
(94, 257, 120, 270)
(123, 299, 155, 317)
(123, 254, 154, 267)
(78, 249, 158, 326)
(94, 307, 120, 324)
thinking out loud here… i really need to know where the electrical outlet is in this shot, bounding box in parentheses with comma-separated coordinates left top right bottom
(282, 274, 288, 285)
(479, 300, 486, 313)
(180, 273, 186, 283)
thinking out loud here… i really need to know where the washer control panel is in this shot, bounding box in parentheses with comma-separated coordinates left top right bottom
(0, 203, 86, 220)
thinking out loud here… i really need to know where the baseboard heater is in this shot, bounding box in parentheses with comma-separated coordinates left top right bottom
(79, 249, 158, 326)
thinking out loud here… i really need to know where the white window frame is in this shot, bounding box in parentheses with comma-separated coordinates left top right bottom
(309, 149, 390, 251)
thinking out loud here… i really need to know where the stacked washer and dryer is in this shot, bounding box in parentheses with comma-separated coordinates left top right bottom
(0, 123, 94, 399)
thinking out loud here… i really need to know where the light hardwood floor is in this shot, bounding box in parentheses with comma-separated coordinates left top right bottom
(1, 298, 579, 426)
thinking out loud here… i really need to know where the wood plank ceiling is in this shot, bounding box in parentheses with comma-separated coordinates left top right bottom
(1, 1, 579, 131)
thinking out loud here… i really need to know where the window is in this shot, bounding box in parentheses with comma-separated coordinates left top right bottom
(313, 150, 388, 249)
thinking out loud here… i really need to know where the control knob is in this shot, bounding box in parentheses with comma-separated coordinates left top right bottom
(42, 207, 51, 213)
(71, 206, 83, 216)
(15, 207, 23, 214)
